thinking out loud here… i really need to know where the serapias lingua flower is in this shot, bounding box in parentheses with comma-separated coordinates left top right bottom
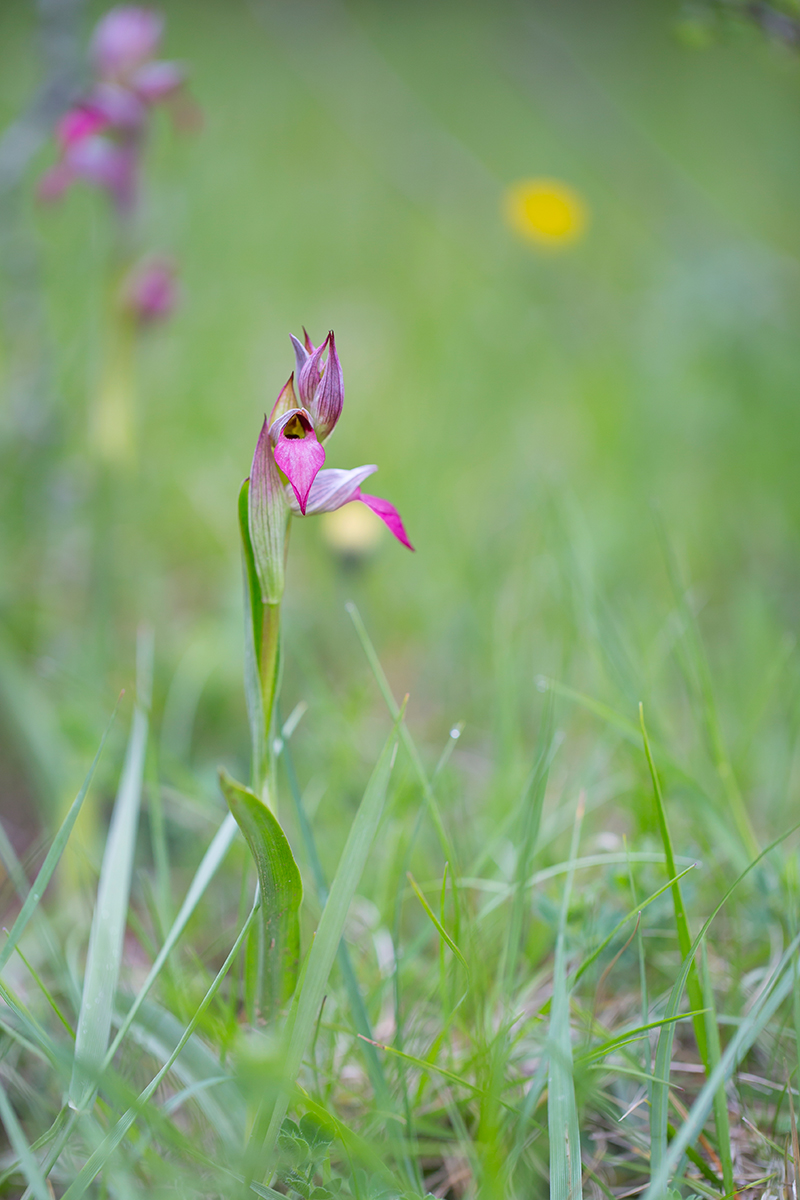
(248, 331, 413, 605)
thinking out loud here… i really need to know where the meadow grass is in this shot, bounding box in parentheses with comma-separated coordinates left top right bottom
(2, 0, 800, 1197)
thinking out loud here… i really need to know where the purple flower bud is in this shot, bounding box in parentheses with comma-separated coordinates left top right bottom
(293, 330, 343, 441)
(91, 6, 164, 81)
(297, 339, 324, 409)
(121, 256, 178, 323)
(311, 331, 344, 441)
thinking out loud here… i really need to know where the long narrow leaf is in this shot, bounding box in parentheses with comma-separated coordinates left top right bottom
(220, 772, 302, 1020)
(103, 811, 238, 1069)
(69, 631, 152, 1109)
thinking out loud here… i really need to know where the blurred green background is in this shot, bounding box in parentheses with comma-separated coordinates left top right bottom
(2, 0, 800, 864)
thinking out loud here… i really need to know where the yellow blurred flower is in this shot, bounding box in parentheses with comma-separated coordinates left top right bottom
(321, 502, 383, 558)
(504, 178, 588, 248)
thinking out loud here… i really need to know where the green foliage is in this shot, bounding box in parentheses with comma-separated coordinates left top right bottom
(219, 769, 303, 1022)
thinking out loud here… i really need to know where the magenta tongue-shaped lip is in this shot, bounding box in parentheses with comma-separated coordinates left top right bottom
(271, 409, 325, 514)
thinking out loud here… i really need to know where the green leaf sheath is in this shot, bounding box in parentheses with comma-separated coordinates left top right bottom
(239, 478, 282, 796)
(219, 770, 302, 1021)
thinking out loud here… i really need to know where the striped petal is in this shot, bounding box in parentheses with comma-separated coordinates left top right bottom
(286, 465, 378, 516)
(248, 417, 289, 604)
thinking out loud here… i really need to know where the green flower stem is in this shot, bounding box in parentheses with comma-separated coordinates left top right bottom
(256, 599, 281, 802)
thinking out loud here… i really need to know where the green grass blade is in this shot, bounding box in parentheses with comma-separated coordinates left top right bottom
(0, 1078, 51, 1200)
(570, 865, 695, 989)
(655, 519, 760, 862)
(640, 703, 709, 1071)
(219, 771, 302, 1020)
(504, 701, 556, 989)
(406, 870, 468, 971)
(645, 929, 800, 1200)
(548, 794, 584, 1200)
(357, 1035, 507, 1105)
(69, 630, 152, 1110)
(60, 897, 260, 1200)
(0, 710, 115, 975)
(278, 712, 393, 1108)
(647, 818, 800, 1188)
(250, 704, 404, 1182)
(576, 1010, 706, 1066)
(102, 811, 238, 1070)
(700, 940, 734, 1196)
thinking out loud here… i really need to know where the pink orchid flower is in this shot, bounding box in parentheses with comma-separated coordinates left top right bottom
(39, 6, 186, 208)
(38, 104, 138, 208)
(120, 255, 178, 323)
(248, 331, 413, 605)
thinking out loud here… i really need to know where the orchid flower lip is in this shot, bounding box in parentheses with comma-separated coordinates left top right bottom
(270, 408, 325, 515)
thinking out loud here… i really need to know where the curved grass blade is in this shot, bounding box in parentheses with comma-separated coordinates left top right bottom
(407, 871, 468, 971)
(69, 630, 152, 1110)
(577, 1010, 706, 1067)
(219, 771, 302, 1021)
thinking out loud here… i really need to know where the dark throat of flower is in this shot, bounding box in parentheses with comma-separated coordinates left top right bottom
(282, 414, 308, 439)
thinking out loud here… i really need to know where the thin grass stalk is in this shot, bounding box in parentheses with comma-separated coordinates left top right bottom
(700, 939, 735, 1196)
(547, 792, 585, 1200)
(639, 703, 709, 1070)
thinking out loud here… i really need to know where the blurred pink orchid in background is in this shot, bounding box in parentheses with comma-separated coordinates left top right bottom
(120, 255, 179, 323)
(38, 103, 138, 207)
(248, 331, 412, 605)
(39, 5, 188, 209)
